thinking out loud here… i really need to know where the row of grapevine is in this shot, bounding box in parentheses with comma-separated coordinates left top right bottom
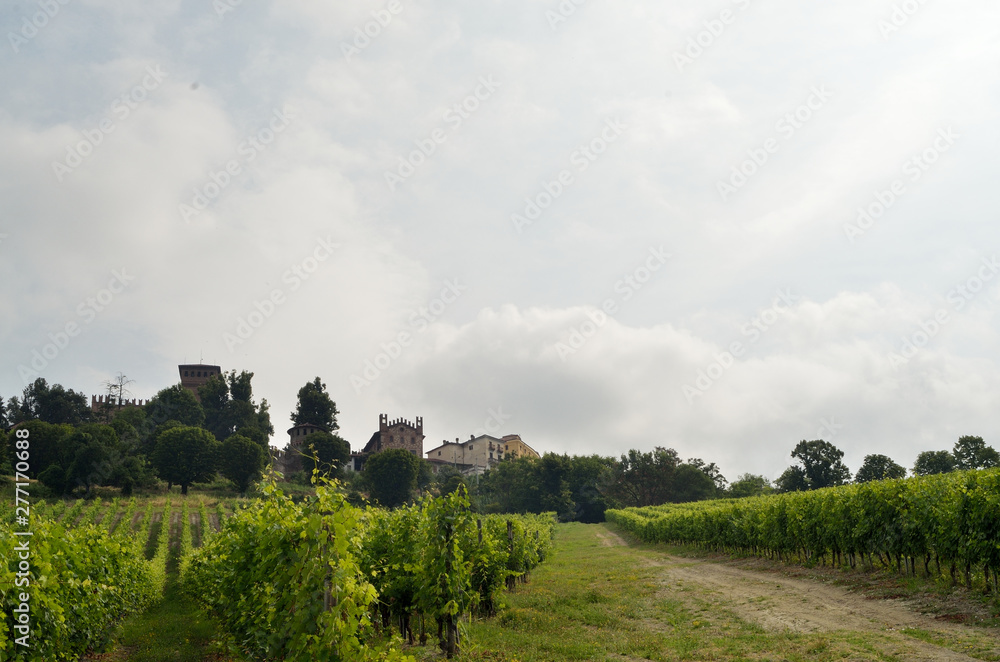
(198, 498, 211, 545)
(186, 481, 554, 661)
(178, 500, 194, 578)
(607, 468, 1000, 590)
(0, 516, 158, 660)
(148, 500, 172, 594)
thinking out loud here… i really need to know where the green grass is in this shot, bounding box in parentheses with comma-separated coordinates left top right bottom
(103, 575, 241, 662)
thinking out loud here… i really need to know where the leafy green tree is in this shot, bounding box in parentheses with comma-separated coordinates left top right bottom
(729, 473, 773, 498)
(953, 436, 1000, 471)
(913, 450, 956, 476)
(775, 466, 808, 493)
(440, 473, 469, 494)
(785, 439, 851, 490)
(0, 430, 12, 475)
(686, 458, 728, 491)
(145, 385, 205, 428)
(12, 420, 73, 478)
(38, 464, 67, 494)
(565, 454, 615, 522)
(672, 463, 717, 502)
(291, 377, 339, 431)
(9, 378, 91, 425)
(219, 435, 266, 493)
(66, 436, 110, 497)
(300, 431, 351, 475)
(604, 447, 680, 507)
(536, 454, 575, 520)
(0, 397, 9, 429)
(478, 458, 536, 513)
(855, 454, 906, 483)
(152, 426, 219, 495)
(364, 448, 420, 508)
(198, 370, 274, 445)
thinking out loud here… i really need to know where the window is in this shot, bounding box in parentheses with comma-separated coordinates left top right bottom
(390, 436, 394, 443)
(184, 370, 189, 376)
(438, 451, 442, 456)
(469, 445, 473, 450)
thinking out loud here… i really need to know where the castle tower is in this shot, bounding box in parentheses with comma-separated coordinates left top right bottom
(178, 364, 222, 399)
(364, 413, 424, 457)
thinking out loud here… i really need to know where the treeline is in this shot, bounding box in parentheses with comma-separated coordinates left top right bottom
(0, 372, 277, 495)
(422, 436, 1000, 524)
(425, 448, 728, 523)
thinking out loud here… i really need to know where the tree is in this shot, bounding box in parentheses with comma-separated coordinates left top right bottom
(219, 435, 266, 493)
(686, 458, 728, 492)
(604, 447, 680, 507)
(364, 448, 420, 508)
(291, 377, 339, 431)
(785, 439, 851, 490)
(0, 397, 8, 429)
(11, 421, 73, 479)
(672, 463, 717, 502)
(146, 385, 205, 428)
(913, 450, 955, 476)
(728, 473, 773, 498)
(9, 378, 91, 425)
(152, 426, 218, 495)
(952, 436, 1000, 471)
(66, 436, 110, 497)
(299, 431, 351, 475)
(855, 454, 906, 483)
(0, 430, 11, 476)
(775, 466, 808, 493)
(199, 370, 274, 445)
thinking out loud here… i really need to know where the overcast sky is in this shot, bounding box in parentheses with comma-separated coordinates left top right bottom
(3, 0, 999, 483)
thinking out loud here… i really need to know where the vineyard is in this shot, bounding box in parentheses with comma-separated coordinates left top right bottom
(607, 467, 1000, 591)
(1, 480, 553, 661)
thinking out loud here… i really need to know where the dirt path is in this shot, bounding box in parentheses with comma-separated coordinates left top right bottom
(601, 525, 996, 661)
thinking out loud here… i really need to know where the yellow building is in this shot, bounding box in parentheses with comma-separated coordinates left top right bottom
(425, 433, 539, 475)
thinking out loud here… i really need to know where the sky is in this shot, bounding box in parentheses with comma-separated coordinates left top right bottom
(2, 0, 1000, 484)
